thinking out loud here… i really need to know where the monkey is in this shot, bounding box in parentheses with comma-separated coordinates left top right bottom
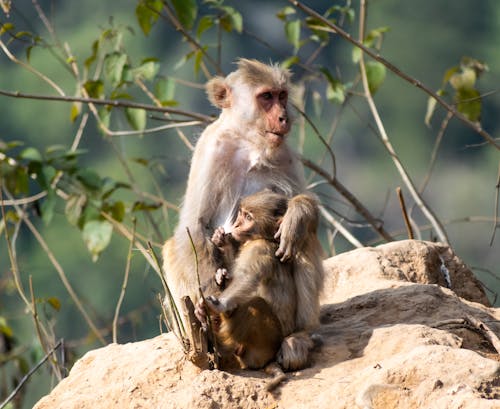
(199, 191, 292, 371)
(163, 58, 324, 371)
(209, 297, 283, 370)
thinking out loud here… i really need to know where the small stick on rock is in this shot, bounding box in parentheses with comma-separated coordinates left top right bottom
(433, 315, 500, 354)
(396, 187, 414, 240)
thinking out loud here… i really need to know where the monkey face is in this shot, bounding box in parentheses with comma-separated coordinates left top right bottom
(231, 209, 256, 242)
(256, 88, 290, 146)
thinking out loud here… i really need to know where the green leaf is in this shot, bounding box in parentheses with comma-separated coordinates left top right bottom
(98, 107, 111, 131)
(276, 6, 296, 20)
(281, 56, 300, 69)
(449, 67, 476, 90)
(305, 16, 331, 43)
(171, 0, 198, 30)
(77, 168, 103, 191)
(352, 46, 362, 64)
(285, 20, 301, 52)
(20, 147, 42, 162)
(326, 81, 345, 104)
(82, 220, 113, 261)
(135, 0, 163, 36)
(365, 61, 386, 94)
(132, 59, 160, 81)
(84, 40, 99, 70)
(104, 52, 128, 87)
(15, 167, 29, 195)
(65, 194, 87, 226)
(220, 6, 243, 33)
(442, 66, 459, 87)
(84, 80, 104, 99)
(194, 48, 205, 77)
(105, 201, 125, 222)
(1, 23, 14, 35)
(196, 15, 214, 39)
(455, 88, 481, 122)
(70, 103, 81, 123)
(154, 76, 176, 103)
(424, 89, 445, 127)
(132, 201, 161, 212)
(320, 67, 345, 104)
(125, 108, 147, 131)
(47, 297, 61, 311)
(41, 189, 56, 225)
(364, 26, 390, 47)
(0, 317, 13, 338)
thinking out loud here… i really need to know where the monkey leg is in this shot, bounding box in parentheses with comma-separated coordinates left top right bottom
(293, 253, 324, 331)
(276, 331, 315, 371)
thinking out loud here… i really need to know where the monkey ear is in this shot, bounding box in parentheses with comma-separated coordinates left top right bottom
(206, 76, 232, 109)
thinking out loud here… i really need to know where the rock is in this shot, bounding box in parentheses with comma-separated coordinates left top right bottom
(34, 240, 500, 409)
(322, 239, 489, 306)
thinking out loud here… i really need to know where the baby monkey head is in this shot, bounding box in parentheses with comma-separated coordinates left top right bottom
(231, 191, 288, 243)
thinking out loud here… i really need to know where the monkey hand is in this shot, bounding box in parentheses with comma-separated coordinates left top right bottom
(194, 298, 209, 330)
(211, 227, 227, 247)
(274, 211, 303, 262)
(215, 268, 231, 288)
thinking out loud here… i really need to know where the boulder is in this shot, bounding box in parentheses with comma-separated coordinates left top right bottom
(34, 240, 500, 409)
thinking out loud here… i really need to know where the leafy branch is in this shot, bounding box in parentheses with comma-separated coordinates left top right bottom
(288, 0, 500, 150)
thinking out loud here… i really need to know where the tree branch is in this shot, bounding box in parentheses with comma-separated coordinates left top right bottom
(288, 0, 500, 150)
(0, 89, 213, 122)
(301, 156, 394, 242)
(357, 0, 449, 244)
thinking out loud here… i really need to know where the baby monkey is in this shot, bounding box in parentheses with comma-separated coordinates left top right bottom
(203, 190, 297, 372)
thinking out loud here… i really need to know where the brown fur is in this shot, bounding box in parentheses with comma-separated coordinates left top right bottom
(203, 192, 292, 370)
(163, 59, 324, 371)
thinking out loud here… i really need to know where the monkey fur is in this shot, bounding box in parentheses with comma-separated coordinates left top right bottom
(163, 59, 324, 371)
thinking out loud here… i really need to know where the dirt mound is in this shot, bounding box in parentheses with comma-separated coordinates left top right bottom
(34, 240, 500, 409)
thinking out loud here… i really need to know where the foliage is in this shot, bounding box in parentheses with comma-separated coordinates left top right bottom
(0, 0, 499, 407)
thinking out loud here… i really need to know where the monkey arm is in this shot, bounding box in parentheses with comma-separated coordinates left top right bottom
(274, 193, 319, 262)
(211, 241, 273, 312)
(211, 227, 239, 268)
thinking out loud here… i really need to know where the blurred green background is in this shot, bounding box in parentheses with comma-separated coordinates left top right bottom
(0, 0, 498, 407)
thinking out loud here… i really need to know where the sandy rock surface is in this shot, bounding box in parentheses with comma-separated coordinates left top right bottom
(34, 240, 500, 409)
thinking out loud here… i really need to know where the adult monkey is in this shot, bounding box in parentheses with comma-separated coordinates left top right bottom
(163, 58, 324, 371)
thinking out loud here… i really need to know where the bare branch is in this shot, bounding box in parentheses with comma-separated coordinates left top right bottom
(396, 187, 414, 240)
(301, 156, 394, 242)
(112, 219, 136, 344)
(0, 340, 63, 409)
(357, 0, 449, 245)
(3, 188, 106, 345)
(0, 39, 65, 96)
(0, 89, 213, 122)
(490, 162, 500, 246)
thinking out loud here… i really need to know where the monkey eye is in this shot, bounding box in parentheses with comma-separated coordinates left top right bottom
(261, 91, 273, 100)
(279, 91, 287, 100)
(244, 212, 253, 222)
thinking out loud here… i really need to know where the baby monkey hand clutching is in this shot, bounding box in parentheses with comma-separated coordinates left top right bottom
(203, 191, 296, 370)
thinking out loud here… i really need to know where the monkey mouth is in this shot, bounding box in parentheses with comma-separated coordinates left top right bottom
(266, 131, 286, 146)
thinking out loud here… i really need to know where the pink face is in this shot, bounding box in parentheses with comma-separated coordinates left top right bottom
(256, 88, 290, 146)
(231, 208, 255, 242)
